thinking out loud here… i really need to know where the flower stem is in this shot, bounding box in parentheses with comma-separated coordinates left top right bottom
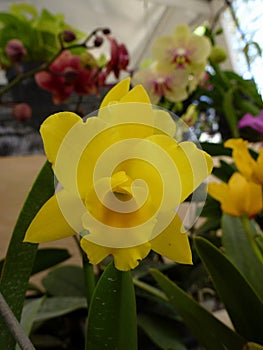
(241, 215, 263, 264)
(0, 292, 36, 350)
(133, 278, 168, 302)
(82, 254, 96, 306)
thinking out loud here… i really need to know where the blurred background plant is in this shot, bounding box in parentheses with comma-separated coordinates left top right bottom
(132, 0, 263, 144)
(0, 2, 130, 150)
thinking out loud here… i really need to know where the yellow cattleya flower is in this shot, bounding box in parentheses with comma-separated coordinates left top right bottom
(24, 77, 213, 271)
(225, 138, 263, 185)
(208, 172, 263, 217)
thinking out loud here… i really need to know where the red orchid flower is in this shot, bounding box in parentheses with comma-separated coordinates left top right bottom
(106, 37, 129, 79)
(35, 51, 101, 104)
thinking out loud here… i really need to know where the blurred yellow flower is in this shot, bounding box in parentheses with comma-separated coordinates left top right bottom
(225, 138, 263, 185)
(208, 172, 263, 217)
(24, 78, 213, 270)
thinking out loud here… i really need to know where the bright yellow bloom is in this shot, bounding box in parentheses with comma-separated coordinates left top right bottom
(24, 77, 213, 270)
(208, 172, 263, 217)
(225, 138, 263, 185)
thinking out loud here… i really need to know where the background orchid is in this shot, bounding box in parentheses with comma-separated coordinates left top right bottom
(0, 3, 130, 128)
(238, 110, 263, 134)
(132, 24, 211, 105)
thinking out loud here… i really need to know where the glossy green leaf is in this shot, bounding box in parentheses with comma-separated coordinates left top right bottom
(31, 248, 71, 275)
(200, 195, 222, 218)
(0, 161, 54, 350)
(196, 217, 221, 235)
(42, 265, 86, 297)
(213, 159, 236, 182)
(15, 297, 44, 350)
(200, 142, 232, 157)
(222, 87, 239, 138)
(151, 269, 245, 350)
(244, 342, 263, 350)
(0, 248, 71, 278)
(86, 262, 137, 350)
(222, 214, 263, 302)
(34, 296, 87, 323)
(195, 237, 263, 344)
(138, 313, 187, 350)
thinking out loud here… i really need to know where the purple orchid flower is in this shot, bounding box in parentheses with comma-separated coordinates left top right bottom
(238, 110, 263, 133)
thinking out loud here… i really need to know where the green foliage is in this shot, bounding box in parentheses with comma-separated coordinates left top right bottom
(85, 262, 137, 350)
(138, 313, 187, 350)
(0, 161, 54, 350)
(221, 214, 263, 302)
(0, 3, 85, 67)
(151, 268, 246, 350)
(195, 237, 263, 344)
(42, 265, 86, 297)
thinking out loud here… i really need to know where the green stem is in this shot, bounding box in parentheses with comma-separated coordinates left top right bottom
(82, 254, 96, 306)
(72, 235, 96, 306)
(0, 292, 36, 350)
(133, 278, 168, 302)
(241, 215, 263, 264)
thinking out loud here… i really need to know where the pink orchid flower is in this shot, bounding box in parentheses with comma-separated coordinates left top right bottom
(35, 51, 101, 104)
(238, 110, 263, 134)
(106, 37, 129, 79)
(132, 62, 189, 104)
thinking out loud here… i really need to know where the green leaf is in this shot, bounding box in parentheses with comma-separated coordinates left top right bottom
(244, 343, 263, 350)
(0, 161, 54, 350)
(195, 237, 263, 344)
(31, 248, 71, 275)
(34, 296, 87, 323)
(0, 248, 71, 278)
(213, 159, 236, 182)
(200, 195, 221, 218)
(10, 3, 38, 20)
(15, 297, 44, 350)
(200, 142, 232, 157)
(196, 217, 221, 235)
(222, 87, 239, 138)
(86, 262, 137, 350)
(151, 269, 245, 350)
(138, 313, 187, 350)
(222, 214, 263, 302)
(42, 265, 86, 297)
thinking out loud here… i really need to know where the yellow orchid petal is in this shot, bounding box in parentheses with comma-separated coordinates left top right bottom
(246, 181, 263, 216)
(208, 182, 228, 203)
(120, 84, 151, 104)
(224, 138, 256, 179)
(80, 238, 110, 264)
(100, 77, 131, 108)
(251, 148, 263, 185)
(229, 173, 263, 216)
(152, 109, 176, 137)
(146, 135, 213, 202)
(24, 190, 80, 243)
(54, 116, 110, 197)
(209, 173, 263, 217)
(80, 238, 151, 271)
(112, 243, 151, 271)
(173, 24, 191, 43)
(40, 112, 81, 165)
(151, 214, 192, 264)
